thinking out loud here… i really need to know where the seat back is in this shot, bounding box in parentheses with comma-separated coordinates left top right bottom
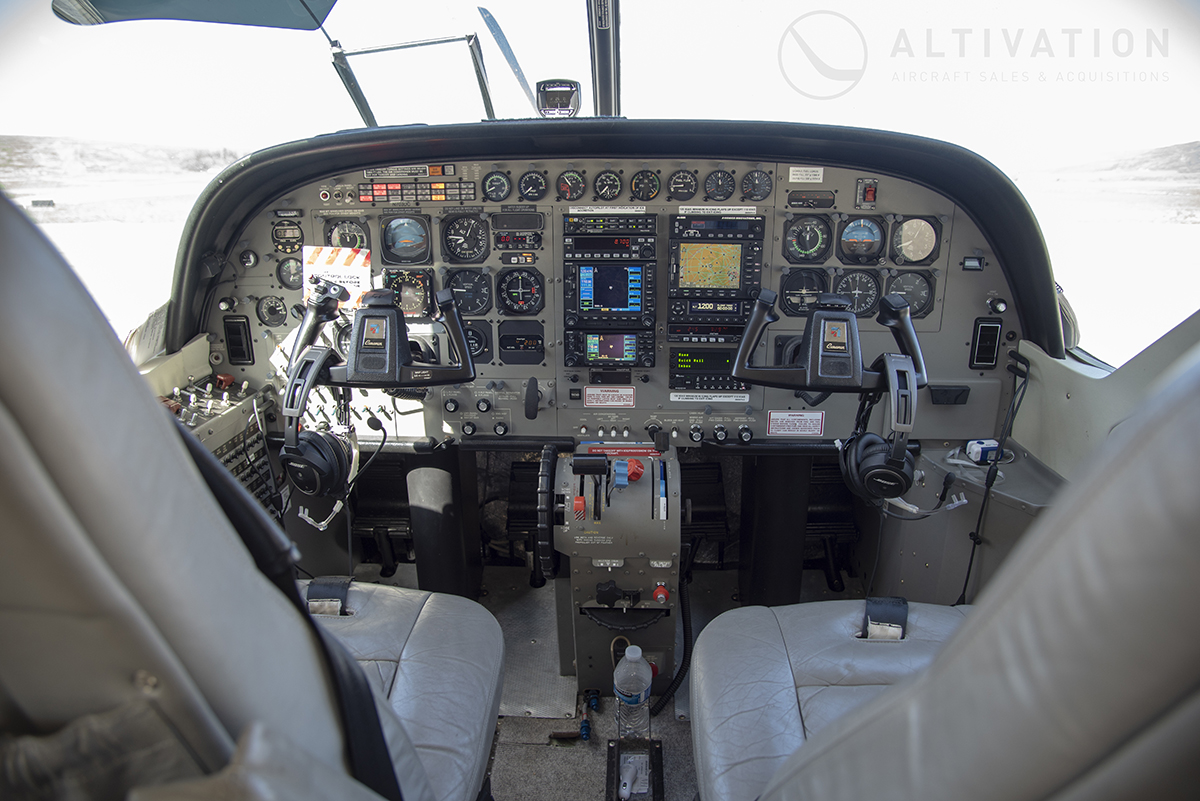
(761, 346, 1200, 799)
(0, 197, 351, 779)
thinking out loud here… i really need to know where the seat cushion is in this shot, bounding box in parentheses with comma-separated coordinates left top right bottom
(690, 599, 968, 801)
(300, 581, 505, 801)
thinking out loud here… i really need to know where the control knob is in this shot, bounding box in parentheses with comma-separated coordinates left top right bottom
(444, 398, 460, 413)
(493, 421, 509, 436)
(713, 424, 728, 443)
(737, 425, 753, 444)
(565, 354, 579, 367)
(462, 421, 477, 436)
(565, 315, 580, 328)
(689, 424, 703, 443)
(476, 398, 492, 413)
(640, 355, 654, 368)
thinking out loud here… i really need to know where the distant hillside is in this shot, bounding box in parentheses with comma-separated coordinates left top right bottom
(1112, 141, 1200, 173)
(0, 134, 242, 190)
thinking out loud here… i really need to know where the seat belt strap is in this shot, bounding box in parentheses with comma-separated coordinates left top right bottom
(307, 575, 354, 616)
(861, 596, 909, 640)
(174, 416, 403, 801)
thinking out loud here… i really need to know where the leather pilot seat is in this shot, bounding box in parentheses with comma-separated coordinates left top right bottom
(692, 350, 1200, 799)
(0, 193, 502, 801)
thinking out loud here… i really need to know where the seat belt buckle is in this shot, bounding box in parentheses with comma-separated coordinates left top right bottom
(306, 575, 355, 616)
(860, 596, 909, 640)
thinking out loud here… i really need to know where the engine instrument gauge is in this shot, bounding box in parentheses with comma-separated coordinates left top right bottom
(891, 217, 939, 264)
(834, 271, 881, 315)
(631, 170, 660, 201)
(446, 269, 492, 316)
(464, 326, 489, 358)
(741, 170, 773, 201)
(256, 296, 288, 327)
(593, 170, 622, 201)
(783, 216, 832, 263)
(839, 218, 885, 263)
(556, 170, 586, 201)
(334, 323, 352, 359)
(271, 220, 303, 254)
(381, 216, 431, 264)
(276, 257, 304, 291)
(518, 171, 548, 201)
(326, 219, 369, 249)
(383, 268, 434, 317)
(239, 249, 258, 269)
(887, 272, 934, 317)
(668, 170, 698, 200)
(497, 268, 545, 314)
(442, 216, 489, 263)
(482, 171, 512, 202)
(704, 169, 736, 201)
(780, 269, 827, 316)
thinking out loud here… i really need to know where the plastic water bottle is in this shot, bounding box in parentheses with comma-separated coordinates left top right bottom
(613, 644, 653, 739)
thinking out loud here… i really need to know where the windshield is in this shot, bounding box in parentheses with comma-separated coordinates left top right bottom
(1, 0, 1197, 365)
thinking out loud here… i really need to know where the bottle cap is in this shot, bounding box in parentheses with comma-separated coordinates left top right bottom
(625, 645, 642, 660)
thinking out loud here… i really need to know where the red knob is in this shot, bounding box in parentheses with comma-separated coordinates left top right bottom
(653, 585, 669, 604)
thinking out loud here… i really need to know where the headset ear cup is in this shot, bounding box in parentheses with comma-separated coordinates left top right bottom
(285, 430, 351, 496)
(856, 436, 914, 499)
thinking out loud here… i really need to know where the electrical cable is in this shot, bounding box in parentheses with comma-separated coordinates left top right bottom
(650, 537, 699, 717)
(865, 507, 885, 597)
(954, 365, 1030, 605)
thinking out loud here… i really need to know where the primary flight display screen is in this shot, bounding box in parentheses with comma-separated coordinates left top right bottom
(586, 333, 639, 362)
(677, 243, 742, 290)
(579, 264, 643, 312)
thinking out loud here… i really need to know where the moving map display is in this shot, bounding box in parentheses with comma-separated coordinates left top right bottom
(678, 242, 742, 289)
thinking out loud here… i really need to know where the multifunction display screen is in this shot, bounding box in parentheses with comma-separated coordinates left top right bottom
(677, 243, 742, 290)
(672, 349, 734, 372)
(586, 333, 639, 363)
(579, 264, 643, 312)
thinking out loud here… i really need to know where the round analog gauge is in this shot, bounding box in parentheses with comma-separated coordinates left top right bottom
(888, 272, 934, 317)
(704, 169, 736, 201)
(383, 269, 433, 317)
(482, 171, 512, 202)
(518, 171, 548, 201)
(446, 269, 492, 316)
(326, 219, 368, 249)
(271, 220, 303, 253)
(834, 271, 881, 315)
(741, 170, 773, 201)
(892, 218, 938, 264)
(497, 268, 545, 314)
(556, 170, 586, 201)
(382, 216, 430, 264)
(256, 296, 288, 327)
(840, 218, 885, 260)
(780, 269, 827, 316)
(334, 323, 352, 359)
(239, 249, 258, 269)
(276, 257, 304, 291)
(593, 170, 622, 201)
(668, 170, 698, 200)
(631, 170, 661, 201)
(784, 216, 832, 263)
(464, 326, 489, 358)
(442, 216, 489, 263)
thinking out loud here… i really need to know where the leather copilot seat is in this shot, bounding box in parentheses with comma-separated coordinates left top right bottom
(692, 345, 1200, 800)
(0, 193, 503, 801)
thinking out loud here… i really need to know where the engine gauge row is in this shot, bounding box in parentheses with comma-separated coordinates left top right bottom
(782, 215, 942, 267)
(478, 167, 774, 203)
(779, 268, 936, 317)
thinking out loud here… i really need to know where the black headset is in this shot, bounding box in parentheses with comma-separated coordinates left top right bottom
(839, 389, 915, 501)
(840, 430, 915, 500)
(281, 425, 353, 497)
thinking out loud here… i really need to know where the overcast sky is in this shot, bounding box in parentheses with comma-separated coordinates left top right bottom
(1, 0, 1197, 176)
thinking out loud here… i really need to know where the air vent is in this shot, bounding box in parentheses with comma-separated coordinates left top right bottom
(223, 316, 254, 365)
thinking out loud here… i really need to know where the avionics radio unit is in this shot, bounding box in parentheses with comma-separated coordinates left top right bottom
(564, 330, 655, 368)
(667, 215, 764, 341)
(563, 214, 658, 329)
